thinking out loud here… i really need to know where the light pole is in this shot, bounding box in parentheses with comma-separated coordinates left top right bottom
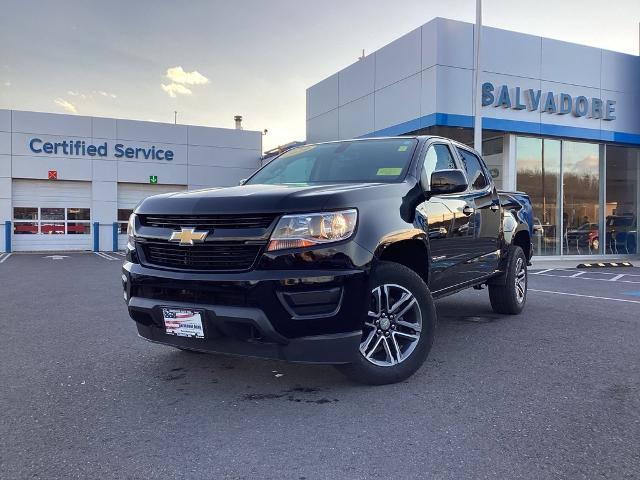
(473, 0, 483, 154)
(174, 111, 177, 124)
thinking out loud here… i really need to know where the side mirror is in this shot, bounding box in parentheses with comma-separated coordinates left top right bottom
(238, 178, 247, 186)
(428, 169, 468, 195)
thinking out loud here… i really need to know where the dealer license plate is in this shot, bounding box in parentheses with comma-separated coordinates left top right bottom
(162, 308, 204, 339)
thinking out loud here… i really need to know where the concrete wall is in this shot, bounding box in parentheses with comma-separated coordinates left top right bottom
(306, 17, 640, 144)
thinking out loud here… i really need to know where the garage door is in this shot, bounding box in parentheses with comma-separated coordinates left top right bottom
(117, 183, 186, 249)
(12, 179, 92, 251)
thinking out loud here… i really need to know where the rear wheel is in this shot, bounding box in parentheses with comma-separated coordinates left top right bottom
(336, 262, 436, 385)
(488, 246, 527, 315)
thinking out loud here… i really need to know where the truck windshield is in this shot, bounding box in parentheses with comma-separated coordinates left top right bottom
(246, 138, 418, 185)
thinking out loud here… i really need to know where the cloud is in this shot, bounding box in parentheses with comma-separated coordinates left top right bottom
(67, 89, 117, 100)
(67, 90, 87, 100)
(97, 90, 117, 98)
(3, 81, 10, 87)
(161, 83, 193, 98)
(165, 66, 209, 85)
(54, 98, 77, 113)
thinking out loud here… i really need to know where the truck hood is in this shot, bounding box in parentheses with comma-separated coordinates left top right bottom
(135, 182, 409, 215)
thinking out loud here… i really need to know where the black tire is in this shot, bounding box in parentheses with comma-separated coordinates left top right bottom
(336, 261, 436, 385)
(488, 246, 527, 315)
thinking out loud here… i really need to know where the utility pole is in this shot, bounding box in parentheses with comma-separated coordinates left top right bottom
(174, 111, 177, 124)
(473, 0, 483, 154)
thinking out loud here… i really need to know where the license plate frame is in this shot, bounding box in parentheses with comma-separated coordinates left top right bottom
(161, 308, 205, 339)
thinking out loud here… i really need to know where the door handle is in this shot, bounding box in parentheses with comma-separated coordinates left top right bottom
(462, 205, 475, 216)
(489, 203, 499, 211)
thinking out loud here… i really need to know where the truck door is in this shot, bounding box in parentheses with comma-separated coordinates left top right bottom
(415, 141, 467, 292)
(454, 147, 501, 278)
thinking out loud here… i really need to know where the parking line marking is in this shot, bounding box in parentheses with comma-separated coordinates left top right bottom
(537, 268, 640, 278)
(531, 268, 554, 275)
(570, 271, 585, 278)
(529, 289, 640, 305)
(608, 274, 625, 281)
(532, 272, 640, 284)
(0, 253, 10, 263)
(113, 252, 126, 256)
(94, 252, 119, 261)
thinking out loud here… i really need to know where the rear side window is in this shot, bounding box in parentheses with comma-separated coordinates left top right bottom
(456, 148, 489, 190)
(421, 143, 457, 187)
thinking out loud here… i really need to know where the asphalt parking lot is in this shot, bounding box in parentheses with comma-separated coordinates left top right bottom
(1, 253, 639, 479)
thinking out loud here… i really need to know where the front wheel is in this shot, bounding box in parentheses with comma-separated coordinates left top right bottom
(336, 262, 436, 385)
(488, 246, 527, 315)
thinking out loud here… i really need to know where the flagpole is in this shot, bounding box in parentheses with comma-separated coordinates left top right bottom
(473, 0, 483, 154)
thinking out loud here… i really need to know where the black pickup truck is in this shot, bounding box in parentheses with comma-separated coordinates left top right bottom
(123, 136, 533, 384)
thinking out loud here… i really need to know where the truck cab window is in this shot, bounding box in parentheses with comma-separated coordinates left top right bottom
(422, 144, 457, 188)
(456, 148, 488, 190)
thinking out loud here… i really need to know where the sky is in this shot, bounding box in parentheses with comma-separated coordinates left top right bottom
(1, 0, 639, 152)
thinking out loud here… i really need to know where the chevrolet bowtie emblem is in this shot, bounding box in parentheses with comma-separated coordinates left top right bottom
(169, 227, 209, 246)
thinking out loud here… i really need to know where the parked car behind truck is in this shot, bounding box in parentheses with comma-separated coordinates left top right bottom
(123, 136, 533, 384)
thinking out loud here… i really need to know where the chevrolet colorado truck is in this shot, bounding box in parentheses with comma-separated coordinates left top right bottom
(123, 136, 533, 385)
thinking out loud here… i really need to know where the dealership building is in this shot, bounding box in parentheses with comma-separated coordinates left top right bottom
(0, 109, 262, 252)
(307, 17, 640, 258)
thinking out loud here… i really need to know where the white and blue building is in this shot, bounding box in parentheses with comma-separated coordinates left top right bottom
(307, 17, 640, 258)
(0, 110, 262, 252)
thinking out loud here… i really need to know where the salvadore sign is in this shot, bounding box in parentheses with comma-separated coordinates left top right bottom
(482, 82, 616, 121)
(29, 138, 174, 160)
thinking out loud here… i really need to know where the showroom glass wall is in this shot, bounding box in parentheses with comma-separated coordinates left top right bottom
(516, 136, 639, 256)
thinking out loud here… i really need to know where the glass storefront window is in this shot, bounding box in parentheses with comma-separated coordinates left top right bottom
(41, 223, 65, 234)
(562, 141, 600, 255)
(67, 208, 90, 220)
(13, 207, 38, 220)
(41, 208, 65, 220)
(67, 223, 91, 235)
(14, 222, 38, 234)
(605, 146, 639, 254)
(516, 137, 561, 255)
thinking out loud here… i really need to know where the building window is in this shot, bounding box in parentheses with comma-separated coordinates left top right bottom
(562, 141, 600, 255)
(517, 138, 602, 256)
(13, 207, 91, 235)
(605, 146, 639, 254)
(13, 207, 39, 234)
(117, 209, 133, 234)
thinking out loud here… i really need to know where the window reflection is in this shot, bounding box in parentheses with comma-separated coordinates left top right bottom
(606, 146, 638, 254)
(516, 137, 561, 255)
(562, 141, 600, 255)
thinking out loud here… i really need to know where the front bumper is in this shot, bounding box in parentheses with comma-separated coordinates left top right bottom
(122, 260, 370, 364)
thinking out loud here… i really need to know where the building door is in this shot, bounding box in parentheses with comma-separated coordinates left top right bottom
(116, 183, 186, 249)
(12, 179, 92, 251)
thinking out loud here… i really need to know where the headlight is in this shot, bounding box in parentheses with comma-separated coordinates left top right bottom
(127, 213, 137, 244)
(267, 209, 357, 251)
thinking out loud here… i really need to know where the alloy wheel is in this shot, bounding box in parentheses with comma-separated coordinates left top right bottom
(514, 257, 526, 303)
(360, 284, 422, 367)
